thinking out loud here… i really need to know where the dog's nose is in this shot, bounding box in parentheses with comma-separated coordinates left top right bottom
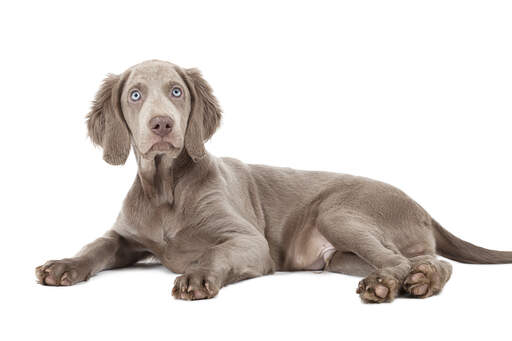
(149, 116, 174, 137)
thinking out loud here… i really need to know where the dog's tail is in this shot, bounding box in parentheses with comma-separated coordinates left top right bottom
(433, 219, 512, 264)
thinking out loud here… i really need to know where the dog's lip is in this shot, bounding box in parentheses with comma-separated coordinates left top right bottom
(141, 140, 182, 159)
(150, 141, 174, 152)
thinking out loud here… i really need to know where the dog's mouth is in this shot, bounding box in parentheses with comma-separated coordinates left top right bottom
(141, 140, 181, 160)
(150, 141, 174, 152)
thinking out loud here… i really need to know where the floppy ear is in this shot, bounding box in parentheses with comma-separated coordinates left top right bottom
(86, 73, 131, 165)
(180, 68, 222, 162)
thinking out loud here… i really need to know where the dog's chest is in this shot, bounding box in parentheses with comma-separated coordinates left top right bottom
(119, 205, 207, 273)
(118, 204, 180, 250)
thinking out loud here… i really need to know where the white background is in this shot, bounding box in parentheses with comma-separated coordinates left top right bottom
(2, 0, 511, 340)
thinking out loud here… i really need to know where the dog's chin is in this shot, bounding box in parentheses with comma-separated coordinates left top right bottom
(142, 142, 181, 160)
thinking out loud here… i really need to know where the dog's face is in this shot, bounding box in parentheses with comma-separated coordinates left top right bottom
(86, 60, 221, 165)
(121, 61, 192, 160)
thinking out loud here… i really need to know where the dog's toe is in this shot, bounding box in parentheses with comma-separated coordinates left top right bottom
(172, 273, 219, 300)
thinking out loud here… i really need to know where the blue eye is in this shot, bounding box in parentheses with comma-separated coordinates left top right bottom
(130, 90, 141, 101)
(171, 87, 182, 98)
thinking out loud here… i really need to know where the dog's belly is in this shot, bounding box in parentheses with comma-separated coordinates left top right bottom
(284, 224, 336, 271)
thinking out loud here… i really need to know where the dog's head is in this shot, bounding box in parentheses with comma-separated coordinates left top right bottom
(86, 60, 221, 165)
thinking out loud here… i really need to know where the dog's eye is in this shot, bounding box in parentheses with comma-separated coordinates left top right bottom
(130, 90, 142, 102)
(171, 87, 182, 98)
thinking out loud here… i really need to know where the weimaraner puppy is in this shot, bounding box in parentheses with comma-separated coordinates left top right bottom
(36, 60, 512, 303)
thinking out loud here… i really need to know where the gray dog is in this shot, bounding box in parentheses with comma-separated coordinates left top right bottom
(36, 60, 512, 303)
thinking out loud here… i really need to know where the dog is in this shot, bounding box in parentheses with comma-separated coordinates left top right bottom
(36, 60, 512, 302)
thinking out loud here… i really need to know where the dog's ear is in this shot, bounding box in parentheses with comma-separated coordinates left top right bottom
(86, 73, 131, 165)
(180, 68, 222, 162)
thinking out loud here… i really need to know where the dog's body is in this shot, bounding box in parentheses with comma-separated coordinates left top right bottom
(36, 60, 512, 302)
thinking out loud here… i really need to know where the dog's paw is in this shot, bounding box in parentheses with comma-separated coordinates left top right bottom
(35, 258, 89, 286)
(356, 272, 399, 303)
(403, 262, 443, 298)
(172, 273, 219, 300)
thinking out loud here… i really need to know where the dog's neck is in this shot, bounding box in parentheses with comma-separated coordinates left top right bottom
(134, 148, 194, 207)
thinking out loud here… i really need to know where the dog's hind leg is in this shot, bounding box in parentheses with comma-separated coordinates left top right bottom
(325, 252, 375, 277)
(318, 213, 412, 303)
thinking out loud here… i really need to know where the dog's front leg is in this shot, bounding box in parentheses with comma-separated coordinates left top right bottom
(172, 232, 275, 300)
(36, 230, 148, 286)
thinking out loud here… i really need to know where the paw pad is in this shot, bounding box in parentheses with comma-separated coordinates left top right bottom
(357, 273, 399, 303)
(403, 262, 441, 298)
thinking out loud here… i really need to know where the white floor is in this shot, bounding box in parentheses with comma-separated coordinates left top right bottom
(11, 259, 510, 341)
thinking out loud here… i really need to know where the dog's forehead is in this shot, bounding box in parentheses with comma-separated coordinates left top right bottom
(128, 61, 183, 85)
